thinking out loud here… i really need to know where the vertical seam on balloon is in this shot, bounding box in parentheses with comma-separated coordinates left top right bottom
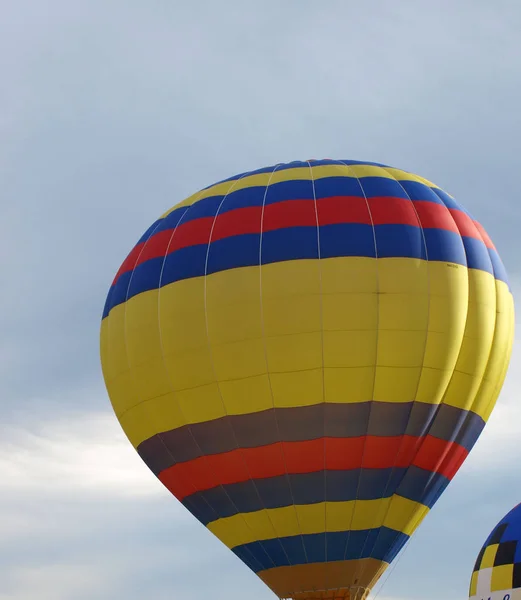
(459, 213, 501, 443)
(153, 194, 226, 520)
(260, 162, 308, 571)
(353, 169, 433, 589)
(306, 159, 328, 594)
(335, 160, 380, 600)
(467, 221, 511, 423)
(388, 187, 479, 524)
(344, 169, 412, 592)
(412, 190, 498, 457)
(154, 178, 273, 572)
(257, 161, 312, 577)
(202, 169, 294, 572)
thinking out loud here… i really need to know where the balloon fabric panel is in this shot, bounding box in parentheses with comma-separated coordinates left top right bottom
(100, 160, 514, 600)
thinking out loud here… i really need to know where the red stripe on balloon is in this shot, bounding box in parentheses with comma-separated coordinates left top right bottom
(158, 434, 469, 501)
(111, 197, 490, 288)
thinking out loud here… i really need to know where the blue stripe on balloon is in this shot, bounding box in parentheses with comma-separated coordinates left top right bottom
(181, 467, 450, 526)
(102, 224, 502, 318)
(232, 527, 409, 572)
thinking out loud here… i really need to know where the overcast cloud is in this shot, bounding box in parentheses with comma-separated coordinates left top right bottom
(1, 1, 521, 599)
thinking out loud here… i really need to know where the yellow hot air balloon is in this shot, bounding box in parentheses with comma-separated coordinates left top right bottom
(100, 159, 514, 599)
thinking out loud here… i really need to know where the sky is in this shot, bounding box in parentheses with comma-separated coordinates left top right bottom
(1, 1, 521, 598)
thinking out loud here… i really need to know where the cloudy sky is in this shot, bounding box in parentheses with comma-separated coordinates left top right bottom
(2, 1, 521, 599)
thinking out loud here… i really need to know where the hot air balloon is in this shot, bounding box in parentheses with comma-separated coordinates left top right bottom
(470, 503, 521, 600)
(100, 159, 514, 600)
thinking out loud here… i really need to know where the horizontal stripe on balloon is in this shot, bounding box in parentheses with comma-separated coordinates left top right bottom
(207, 496, 428, 549)
(180, 467, 450, 526)
(202, 159, 396, 189)
(168, 173, 453, 225)
(110, 188, 494, 289)
(195, 160, 398, 193)
(158, 434, 468, 501)
(112, 196, 490, 282)
(138, 401, 485, 475)
(102, 224, 498, 318)
(108, 169, 480, 285)
(160, 162, 442, 218)
(233, 527, 409, 573)
(111, 211, 503, 309)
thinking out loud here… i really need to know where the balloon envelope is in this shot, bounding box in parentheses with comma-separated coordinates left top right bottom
(470, 503, 521, 600)
(100, 159, 514, 599)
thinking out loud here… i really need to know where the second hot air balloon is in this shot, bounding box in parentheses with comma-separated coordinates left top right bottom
(100, 159, 514, 599)
(470, 503, 521, 600)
